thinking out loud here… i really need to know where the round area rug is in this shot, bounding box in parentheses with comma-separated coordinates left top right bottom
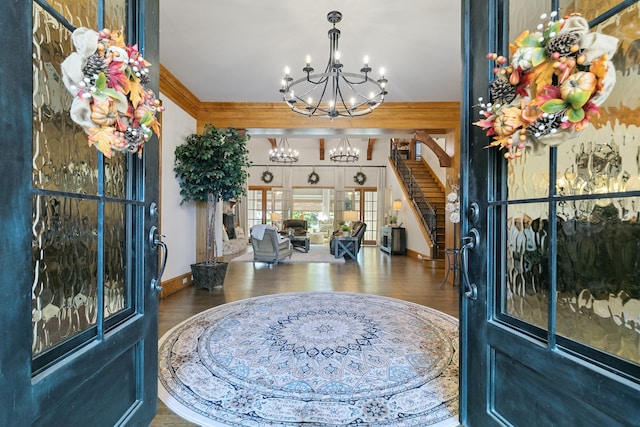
(158, 292, 459, 426)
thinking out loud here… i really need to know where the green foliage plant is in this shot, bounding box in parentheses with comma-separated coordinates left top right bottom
(174, 124, 252, 263)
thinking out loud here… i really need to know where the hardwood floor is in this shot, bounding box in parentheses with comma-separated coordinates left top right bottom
(152, 246, 459, 426)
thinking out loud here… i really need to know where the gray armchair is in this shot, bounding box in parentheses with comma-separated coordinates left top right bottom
(250, 225, 293, 264)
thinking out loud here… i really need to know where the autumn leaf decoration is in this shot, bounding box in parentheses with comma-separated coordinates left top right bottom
(61, 27, 164, 158)
(473, 12, 619, 160)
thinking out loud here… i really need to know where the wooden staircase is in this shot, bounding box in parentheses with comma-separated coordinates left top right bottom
(402, 160, 446, 260)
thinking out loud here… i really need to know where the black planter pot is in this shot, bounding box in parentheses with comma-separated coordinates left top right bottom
(191, 262, 228, 290)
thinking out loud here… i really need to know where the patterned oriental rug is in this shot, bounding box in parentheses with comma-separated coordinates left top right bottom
(158, 292, 459, 426)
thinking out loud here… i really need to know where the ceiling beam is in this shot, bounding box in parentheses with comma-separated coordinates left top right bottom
(194, 102, 459, 132)
(367, 139, 376, 160)
(414, 130, 451, 167)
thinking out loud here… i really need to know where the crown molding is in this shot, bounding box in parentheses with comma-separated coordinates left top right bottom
(159, 64, 200, 118)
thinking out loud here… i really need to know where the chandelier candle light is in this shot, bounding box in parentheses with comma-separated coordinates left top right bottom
(280, 11, 388, 118)
(330, 138, 360, 162)
(269, 138, 299, 163)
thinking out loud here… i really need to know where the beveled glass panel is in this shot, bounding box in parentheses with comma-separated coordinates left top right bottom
(103, 0, 128, 197)
(33, 2, 98, 195)
(556, 198, 640, 364)
(105, 0, 126, 32)
(553, 3, 640, 365)
(507, 154, 551, 200)
(44, 0, 97, 28)
(104, 155, 127, 198)
(104, 202, 129, 317)
(504, 203, 550, 330)
(32, 195, 98, 356)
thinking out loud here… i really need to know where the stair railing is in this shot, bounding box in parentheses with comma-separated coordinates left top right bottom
(391, 146, 439, 256)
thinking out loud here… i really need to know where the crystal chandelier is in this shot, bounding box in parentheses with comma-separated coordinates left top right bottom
(279, 11, 388, 119)
(269, 138, 299, 164)
(329, 138, 359, 163)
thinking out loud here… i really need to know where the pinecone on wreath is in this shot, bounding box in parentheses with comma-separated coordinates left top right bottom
(489, 76, 516, 105)
(82, 53, 110, 87)
(526, 111, 564, 138)
(545, 32, 581, 58)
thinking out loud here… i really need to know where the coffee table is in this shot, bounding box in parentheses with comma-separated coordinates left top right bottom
(289, 235, 310, 253)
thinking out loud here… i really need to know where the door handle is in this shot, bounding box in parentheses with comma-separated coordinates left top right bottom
(460, 228, 479, 300)
(149, 225, 167, 293)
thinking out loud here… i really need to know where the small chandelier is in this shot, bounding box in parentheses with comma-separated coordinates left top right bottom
(279, 10, 388, 119)
(329, 138, 359, 163)
(269, 138, 299, 164)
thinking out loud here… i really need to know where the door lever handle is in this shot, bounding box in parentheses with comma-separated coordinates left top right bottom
(460, 228, 479, 300)
(149, 226, 168, 293)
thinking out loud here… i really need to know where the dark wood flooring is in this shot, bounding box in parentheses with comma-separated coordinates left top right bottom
(152, 246, 459, 426)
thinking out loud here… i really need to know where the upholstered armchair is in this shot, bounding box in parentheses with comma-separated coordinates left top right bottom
(280, 219, 307, 236)
(250, 225, 293, 264)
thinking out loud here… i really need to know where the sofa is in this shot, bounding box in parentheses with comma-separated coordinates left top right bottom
(330, 221, 367, 256)
(222, 226, 249, 255)
(280, 219, 307, 236)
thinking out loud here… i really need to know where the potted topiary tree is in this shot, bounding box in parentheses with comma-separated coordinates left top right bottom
(174, 124, 251, 289)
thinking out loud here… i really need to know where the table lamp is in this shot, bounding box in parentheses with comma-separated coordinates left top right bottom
(392, 200, 402, 224)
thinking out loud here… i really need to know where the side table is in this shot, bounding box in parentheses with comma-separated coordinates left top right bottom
(439, 248, 459, 288)
(334, 237, 358, 260)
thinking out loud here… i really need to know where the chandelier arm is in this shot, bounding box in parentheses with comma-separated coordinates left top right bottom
(293, 76, 331, 115)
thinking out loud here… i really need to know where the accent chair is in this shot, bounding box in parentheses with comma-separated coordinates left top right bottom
(250, 224, 293, 264)
(279, 219, 307, 236)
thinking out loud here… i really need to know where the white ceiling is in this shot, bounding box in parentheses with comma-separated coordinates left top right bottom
(158, 1, 462, 104)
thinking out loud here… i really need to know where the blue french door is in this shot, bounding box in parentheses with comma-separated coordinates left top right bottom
(461, 0, 640, 425)
(0, 1, 161, 425)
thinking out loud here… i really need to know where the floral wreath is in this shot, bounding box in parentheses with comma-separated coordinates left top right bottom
(474, 12, 618, 160)
(61, 27, 163, 158)
(308, 171, 320, 185)
(261, 170, 274, 183)
(354, 171, 367, 186)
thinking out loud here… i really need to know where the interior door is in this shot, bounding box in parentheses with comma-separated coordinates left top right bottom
(461, 0, 640, 425)
(0, 1, 161, 425)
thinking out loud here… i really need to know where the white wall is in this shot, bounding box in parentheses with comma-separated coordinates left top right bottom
(159, 93, 197, 280)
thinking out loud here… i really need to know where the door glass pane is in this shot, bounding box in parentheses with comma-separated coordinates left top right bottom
(32, 196, 98, 356)
(31, 1, 132, 363)
(247, 189, 263, 227)
(505, 203, 550, 330)
(556, 197, 640, 364)
(104, 202, 128, 317)
(33, 3, 98, 195)
(364, 190, 378, 243)
(45, 0, 97, 28)
(552, 2, 640, 366)
(105, 0, 126, 31)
